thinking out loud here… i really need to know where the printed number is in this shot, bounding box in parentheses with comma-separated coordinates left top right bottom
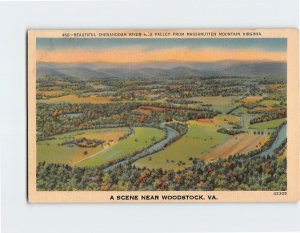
(62, 33, 70, 37)
(273, 191, 287, 195)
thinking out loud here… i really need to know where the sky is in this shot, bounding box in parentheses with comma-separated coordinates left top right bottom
(36, 38, 287, 63)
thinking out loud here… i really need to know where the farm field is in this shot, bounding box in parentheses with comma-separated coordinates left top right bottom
(260, 99, 281, 106)
(37, 128, 129, 164)
(134, 119, 230, 170)
(249, 118, 287, 130)
(134, 112, 275, 170)
(235, 114, 258, 129)
(240, 96, 264, 104)
(187, 96, 239, 113)
(39, 94, 111, 104)
(231, 106, 248, 115)
(202, 133, 270, 161)
(213, 114, 241, 126)
(77, 127, 166, 167)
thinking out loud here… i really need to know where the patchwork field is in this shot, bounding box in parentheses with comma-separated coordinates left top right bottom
(231, 106, 248, 115)
(249, 118, 286, 130)
(187, 96, 238, 113)
(240, 96, 264, 104)
(202, 133, 270, 161)
(259, 99, 281, 106)
(39, 94, 111, 104)
(77, 127, 166, 167)
(37, 128, 129, 165)
(213, 114, 241, 126)
(239, 114, 259, 129)
(134, 112, 277, 170)
(134, 119, 230, 170)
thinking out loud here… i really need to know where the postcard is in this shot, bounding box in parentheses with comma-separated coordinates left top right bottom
(28, 29, 299, 202)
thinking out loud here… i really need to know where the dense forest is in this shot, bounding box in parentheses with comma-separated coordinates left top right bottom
(36, 153, 287, 191)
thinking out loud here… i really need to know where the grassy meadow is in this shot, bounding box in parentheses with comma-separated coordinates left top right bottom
(37, 128, 129, 164)
(76, 127, 166, 167)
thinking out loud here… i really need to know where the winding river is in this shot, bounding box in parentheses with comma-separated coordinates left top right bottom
(92, 123, 286, 171)
(103, 126, 179, 172)
(252, 124, 286, 158)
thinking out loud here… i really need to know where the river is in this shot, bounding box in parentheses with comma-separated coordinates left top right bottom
(103, 126, 179, 172)
(93, 122, 286, 171)
(252, 124, 286, 158)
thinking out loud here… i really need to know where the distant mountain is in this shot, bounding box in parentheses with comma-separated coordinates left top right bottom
(37, 61, 286, 81)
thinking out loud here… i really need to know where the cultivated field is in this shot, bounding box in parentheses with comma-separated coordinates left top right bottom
(187, 96, 239, 113)
(134, 119, 230, 170)
(249, 118, 286, 130)
(37, 128, 129, 164)
(76, 127, 166, 167)
(202, 133, 270, 161)
(39, 94, 111, 104)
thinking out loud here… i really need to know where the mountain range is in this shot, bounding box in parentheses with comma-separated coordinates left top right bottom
(37, 61, 286, 81)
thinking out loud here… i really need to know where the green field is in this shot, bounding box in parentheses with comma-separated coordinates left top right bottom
(231, 106, 248, 114)
(134, 120, 230, 170)
(77, 127, 166, 167)
(37, 128, 129, 164)
(249, 118, 286, 130)
(260, 99, 281, 106)
(213, 114, 241, 126)
(240, 96, 264, 104)
(241, 114, 260, 129)
(187, 96, 238, 113)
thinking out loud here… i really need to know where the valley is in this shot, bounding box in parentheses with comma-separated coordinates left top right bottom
(36, 69, 287, 172)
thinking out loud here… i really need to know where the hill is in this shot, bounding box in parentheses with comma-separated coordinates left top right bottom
(37, 61, 287, 81)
